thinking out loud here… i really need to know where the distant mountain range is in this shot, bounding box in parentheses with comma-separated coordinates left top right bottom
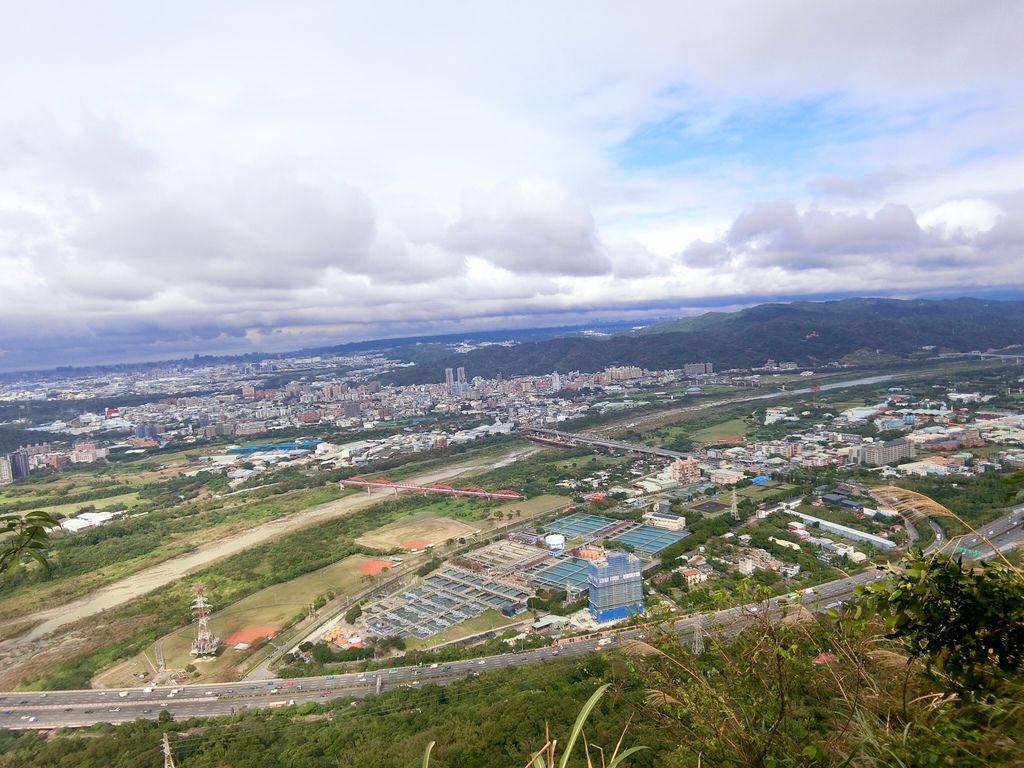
(383, 298, 1024, 385)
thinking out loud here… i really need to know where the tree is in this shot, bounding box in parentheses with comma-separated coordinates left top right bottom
(0, 510, 58, 575)
(344, 604, 363, 624)
(858, 551, 1024, 693)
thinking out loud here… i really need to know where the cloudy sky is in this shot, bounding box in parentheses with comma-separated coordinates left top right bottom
(1, 1, 1022, 370)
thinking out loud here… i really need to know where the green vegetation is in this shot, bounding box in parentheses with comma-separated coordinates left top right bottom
(859, 550, 1024, 694)
(0, 482, 344, 615)
(0, 510, 58, 574)
(5, 550, 1023, 766)
(385, 298, 1024, 383)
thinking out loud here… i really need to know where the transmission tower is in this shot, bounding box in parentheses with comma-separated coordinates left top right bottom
(190, 584, 220, 657)
(162, 733, 176, 768)
(691, 617, 705, 655)
(730, 489, 739, 521)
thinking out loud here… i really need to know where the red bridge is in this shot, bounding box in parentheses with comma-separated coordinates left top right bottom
(340, 476, 524, 500)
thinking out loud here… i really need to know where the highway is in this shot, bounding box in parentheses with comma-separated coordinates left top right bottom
(928, 504, 1024, 558)
(0, 570, 883, 730)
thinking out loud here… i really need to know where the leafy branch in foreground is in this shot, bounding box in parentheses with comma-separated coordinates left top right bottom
(0, 510, 59, 574)
(858, 550, 1024, 694)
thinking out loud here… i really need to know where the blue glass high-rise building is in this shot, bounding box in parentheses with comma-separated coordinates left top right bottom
(588, 551, 644, 622)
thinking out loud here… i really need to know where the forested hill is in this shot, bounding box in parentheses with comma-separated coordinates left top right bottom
(384, 297, 1024, 385)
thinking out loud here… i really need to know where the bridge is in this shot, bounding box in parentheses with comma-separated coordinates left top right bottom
(525, 428, 690, 459)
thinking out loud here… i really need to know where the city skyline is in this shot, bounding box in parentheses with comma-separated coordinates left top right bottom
(1, 1, 1022, 370)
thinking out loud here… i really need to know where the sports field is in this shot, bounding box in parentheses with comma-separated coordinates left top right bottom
(356, 514, 480, 550)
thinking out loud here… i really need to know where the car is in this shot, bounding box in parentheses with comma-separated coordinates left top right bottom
(39, 693, 46, 698)
(204, 691, 214, 696)
(84, 710, 94, 714)
(477, 660, 486, 665)
(388, 668, 397, 674)
(143, 708, 153, 714)
(471, 672, 480, 677)
(749, 606, 760, 613)
(28, 717, 37, 723)
(551, 650, 561, 656)
(63, 708, 72, 712)
(18, 700, 28, 705)
(159, 703, 168, 708)
(109, 707, 120, 713)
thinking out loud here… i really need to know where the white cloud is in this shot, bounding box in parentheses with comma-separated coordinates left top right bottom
(0, 1, 1022, 368)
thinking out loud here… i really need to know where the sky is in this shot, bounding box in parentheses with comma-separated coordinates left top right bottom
(1, 1, 1023, 371)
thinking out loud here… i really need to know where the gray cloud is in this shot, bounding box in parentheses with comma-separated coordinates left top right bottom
(445, 180, 612, 276)
(810, 167, 918, 199)
(681, 198, 1017, 274)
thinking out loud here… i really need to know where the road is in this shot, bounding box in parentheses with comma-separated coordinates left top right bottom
(927, 504, 1024, 558)
(0, 570, 884, 730)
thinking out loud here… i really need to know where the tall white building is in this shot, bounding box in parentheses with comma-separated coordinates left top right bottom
(0, 456, 13, 486)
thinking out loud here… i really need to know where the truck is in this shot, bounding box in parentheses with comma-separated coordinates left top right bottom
(267, 700, 290, 709)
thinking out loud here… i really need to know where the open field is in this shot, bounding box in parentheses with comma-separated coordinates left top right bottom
(356, 514, 480, 551)
(27, 491, 142, 517)
(94, 554, 380, 687)
(691, 417, 748, 444)
(355, 493, 564, 551)
(736, 481, 797, 500)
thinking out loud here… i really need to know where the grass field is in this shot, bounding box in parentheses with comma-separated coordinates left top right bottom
(28, 491, 142, 517)
(736, 482, 797, 499)
(95, 553, 380, 687)
(692, 417, 748, 444)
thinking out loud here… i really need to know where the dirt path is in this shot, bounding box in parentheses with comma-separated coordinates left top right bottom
(10, 445, 542, 645)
